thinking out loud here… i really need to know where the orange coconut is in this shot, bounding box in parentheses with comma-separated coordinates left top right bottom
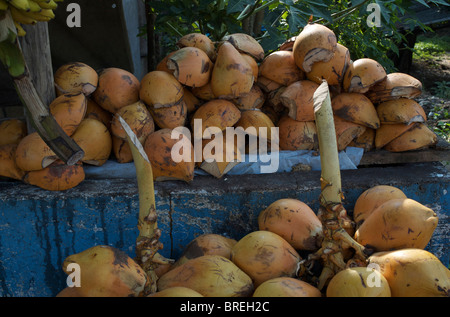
(343, 58, 387, 93)
(280, 80, 319, 121)
(376, 98, 427, 125)
(366, 72, 422, 104)
(54, 62, 98, 96)
(278, 116, 318, 151)
(177, 33, 217, 61)
(259, 50, 304, 86)
(0, 118, 27, 146)
(331, 92, 380, 129)
(0, 144, 26, 180)
(384, 123, 437, 152)
(49, 92, 87, 136)
(15, 132, 57, 171)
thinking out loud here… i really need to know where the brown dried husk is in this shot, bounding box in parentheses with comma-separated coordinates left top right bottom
(368, 248, 450, 297)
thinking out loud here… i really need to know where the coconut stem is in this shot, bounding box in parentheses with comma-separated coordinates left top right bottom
(304, 81, 369, 290)
(119, 116, 173, 295)
(0, 10, 84, 165)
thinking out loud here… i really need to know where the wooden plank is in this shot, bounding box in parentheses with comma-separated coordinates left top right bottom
(360, 137, 450, 166)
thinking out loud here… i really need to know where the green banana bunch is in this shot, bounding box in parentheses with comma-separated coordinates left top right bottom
(0, 0, 63, 36)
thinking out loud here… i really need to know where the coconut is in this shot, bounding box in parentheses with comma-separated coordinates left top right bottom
(259, 50, 304, 86)
(348, 128, 375, 152)
(384, 123, 437, 152)
(231, 230, 301, 287)
(377, 98, 427, 125)
(0, 118, 27, 146)
(334, 118, 367, 151)
(343, 58, 386, 93)
(306, 43, 350, 87)
(177, 33, 217, 61)
(166, 47, 213, 88)
(112, 135, 133, 163)
(49, 92, 87, 136)
(365, 72, 422, 104)
(84, 98, 112, 130)
(92, 67, 140, 114)
(331, 93, 380, 129)
(256, 76, 284, 93)
(148, 287, 204, 297)
(156, 51, 176, 73)
(62, 245, 147, 297)
(190, 99, 241, 135)
(278, 116, 318, 151)
(253, 277, 322, 297)
(374, 123, 416, 149)
(368, 248, 450, 297)
(24, 160, 85, 191)
(54, 62, 98, 96)
(0, 144, 26, 180)
(143, 128, 194, 182)
(149, 99, 187, 130)
(221, 33, 265, 62)
(15, 132, 57, 171)
(191, 81, 216, 101)
(326, 267, 391, 297)
(353, 185, 407, 229)
(280, 80, 319, 121)
(234, 109, 276, 151)
(354, 198, 438, 251)
(233, 84, 265, 111)
(292, 23, 337, 73)
(157, 255, 254, 297)
(110, 101, 155, 144)
(140, 70, 184, 109)
(258, 198, 323, 250)
(210, 41, 254, 99)
(72, 118, 112, 166)
(183, 87, 202, 114)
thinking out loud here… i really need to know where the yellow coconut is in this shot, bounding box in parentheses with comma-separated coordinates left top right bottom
(348, 127, 375, 152)
(234, 109, 276, 146)
(149, 99, 188, 130)
(241, 53, 259, 82)
(143, 128, 194, 182)
(384, 123, 437, 152)
(0, 144, 26, 180)
(177, 33, 217, 61)
(353, 185, 407, 228)
(334, 118, 367, 151)
(221, 33, 265, 62)
(62, 245, 147, 297)
(343, 58, 387, 93)
(140, 70, 184, 109)
(331, 92, 380, 129)
(231, 230, 301, 287)
(354, 198, 438, 251)
(306, 43, 350, 86)
(166, 46, 213, 88)
(172, 234, 238, 269)
(110, 101, 155, 144)
(112, 135, 133, 163)
(374, 123, 416, 149)
(377, 98, 427, 125)
(191, 81, 216, 101)
(15, 132, 57, 171)
(156, 51, 176, 73)
(84, 98, 112, 130)
(278, 116, 318, 151)
(0, 118, 27, 146)
(366, 72, 422, 104)
(54, 62, 98, 96)
(24, 160, 85, 191)
(148, 287, 204, 297)
(368, 249, 450, 297)
(259, 50, 304, 86)
(258, 198, 323, 250)
(157, 255, 254, 297)
(253, 277, 322, 297)
(292, 23, 337, 73)
(183, 87, 202, 114)
(280, 80, 319, 122)
(190, 99, 241, 135)
(49, 92, 87, 136)
(326, 267, 391, 297)
(92, 67, 140, 114)
(233, 84, 265, 111)
(210, 41, 254, 99)
(71, 118, 112, 166)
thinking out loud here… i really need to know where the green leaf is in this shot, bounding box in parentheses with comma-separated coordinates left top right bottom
(0, 29, 26, 78)
(226, 0, 254, 14)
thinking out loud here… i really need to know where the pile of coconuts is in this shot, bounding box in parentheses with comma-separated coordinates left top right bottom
(57, 183, 449, 297)
(1, 21, 439, 191)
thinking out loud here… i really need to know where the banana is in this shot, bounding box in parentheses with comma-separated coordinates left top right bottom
(37, 0, 57, 10)
(14, 21, 27, 36)
(6, 0, 31, 12)
(27, 0, 42, 12)
(0, 0, 8, 10)
(10, 5, 37, 24)
(22, 8, 54, 21)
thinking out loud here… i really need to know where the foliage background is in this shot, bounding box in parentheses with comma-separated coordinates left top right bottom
(145, 0, 449, 72)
